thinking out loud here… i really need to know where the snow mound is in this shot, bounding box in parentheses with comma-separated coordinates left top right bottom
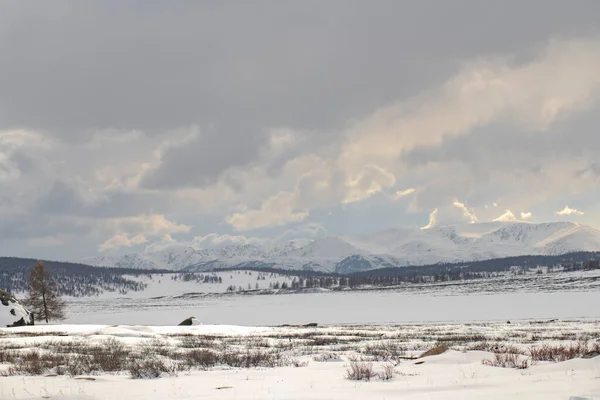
(0, 290, 34, 327)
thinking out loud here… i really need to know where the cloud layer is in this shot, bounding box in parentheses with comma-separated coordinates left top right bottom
(1, 2, 600, 260)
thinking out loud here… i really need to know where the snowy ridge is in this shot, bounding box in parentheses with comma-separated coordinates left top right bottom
(81, 221, 600, 273)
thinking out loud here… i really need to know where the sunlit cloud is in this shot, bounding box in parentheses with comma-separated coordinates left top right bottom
(520, 212, 533, 220)
(421, 208, 439, 230)
(395, 188, 416, 199)
(452, 199, 478, 223)
(556, 205, 584, 216)
(493, 210, 518, 222)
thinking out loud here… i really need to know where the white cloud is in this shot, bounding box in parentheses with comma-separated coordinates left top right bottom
(99, 214, 191, 251)
(421, 208, 439, 230)
(99, 233, 147, 252)
(343, 164, 396, 204)
(556, 205, 584, 216)
(452, 199, 478, 223)
(224, 155, 335, 231)
(493, 210, 518, 222)
(520, 212, 533, 220)
(226, 190, 309, 231)
(395, 188, 416, 199)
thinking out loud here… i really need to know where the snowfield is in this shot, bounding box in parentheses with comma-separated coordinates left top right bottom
(0, 320, 599, 399)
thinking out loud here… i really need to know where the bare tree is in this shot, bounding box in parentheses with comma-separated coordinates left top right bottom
(24, 261, 66, 323)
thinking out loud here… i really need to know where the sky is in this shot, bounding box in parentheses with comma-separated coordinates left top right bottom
(1, 1, 600, 261)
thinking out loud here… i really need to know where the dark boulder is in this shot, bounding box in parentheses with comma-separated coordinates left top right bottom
(178, 316, 196, 326)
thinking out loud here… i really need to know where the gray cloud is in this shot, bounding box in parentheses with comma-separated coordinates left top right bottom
(34, 181, 87, 214)
(140, 126, 266, 189)
(3, 1, 599, 137)
(35, 181, 173, 219)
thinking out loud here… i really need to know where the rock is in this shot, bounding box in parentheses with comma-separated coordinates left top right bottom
(303, 322, 318, 327)
(178, 316, 196, 326)
(0, 289, 34, 328)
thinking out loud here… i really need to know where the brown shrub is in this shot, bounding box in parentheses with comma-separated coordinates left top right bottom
(482, 353, 529, 369)
(345, 362, 375, 381)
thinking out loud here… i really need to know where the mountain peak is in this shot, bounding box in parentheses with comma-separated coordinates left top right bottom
(81, 221, 600, 273)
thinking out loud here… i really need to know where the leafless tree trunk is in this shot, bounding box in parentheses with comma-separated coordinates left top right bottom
(24, 261, 66, 323)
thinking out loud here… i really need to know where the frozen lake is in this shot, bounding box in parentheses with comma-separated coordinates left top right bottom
(64, 289, 600, 326)
(61, 269, 600, 326)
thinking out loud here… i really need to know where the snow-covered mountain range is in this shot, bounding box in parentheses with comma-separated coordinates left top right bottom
(80, 221, 600, 274)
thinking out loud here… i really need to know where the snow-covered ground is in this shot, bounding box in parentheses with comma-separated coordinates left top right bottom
(1, 351, 599, 399)
(3, 268, 600, 399)
(0, 321, 599, 399)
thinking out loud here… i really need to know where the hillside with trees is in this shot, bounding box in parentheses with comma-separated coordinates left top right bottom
(0, 257, 169, 297)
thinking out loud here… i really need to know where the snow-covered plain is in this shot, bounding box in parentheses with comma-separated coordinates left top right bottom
(2, 269, 600, 399)
(0, 321, 599, 399)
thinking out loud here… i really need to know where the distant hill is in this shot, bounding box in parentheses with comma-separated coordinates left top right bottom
(0, 257, 170, 296)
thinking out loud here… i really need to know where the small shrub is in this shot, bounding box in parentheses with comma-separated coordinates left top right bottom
(178, 335, 217, 349)
(0, 349, 18, 363)
(464, 342, 489, 351)
(309, 337, 339, 346)
(362, 342, 406, 361)
(290, 358, 308, 367)
(186, 349, 218, 369)
(345, 362, 375, 381)
(378, 364, 395, 381)
(128, 359, 170, 379)
(89, 339, 130, 372)
(529, 341, 598, 362)
(15, 350, 46, 375)
(482, 353, 529, 369)
(243, 350, 276, 368)
(59, 355, 94, 376)
(312, 352, 342, 362)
